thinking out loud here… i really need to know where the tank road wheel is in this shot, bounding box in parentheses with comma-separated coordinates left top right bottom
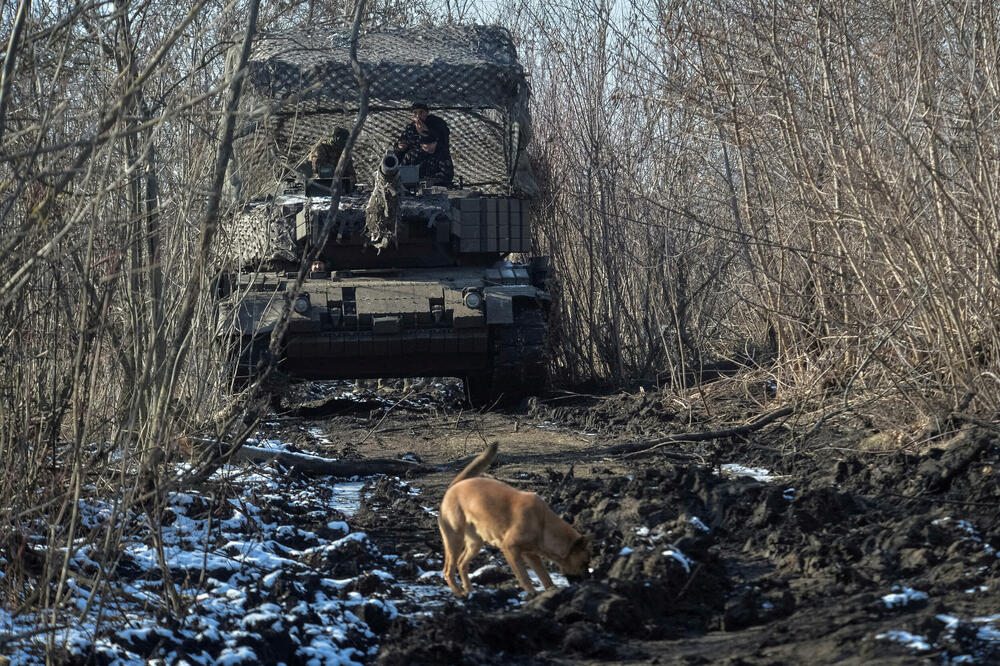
(465, 306, 548, 407)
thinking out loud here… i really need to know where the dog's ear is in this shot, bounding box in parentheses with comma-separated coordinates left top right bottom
(572, 535, 591, 554)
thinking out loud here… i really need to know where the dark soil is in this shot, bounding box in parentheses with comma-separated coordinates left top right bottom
(264, 382, 1000, 665)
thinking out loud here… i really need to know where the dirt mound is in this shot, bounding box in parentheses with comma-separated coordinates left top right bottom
(354, 475, 435, 531)
(527, 392, 679, 437)
(376, 464, 739, 663)
(377, 580, 664, 664)
(375, 425, 1000, 664)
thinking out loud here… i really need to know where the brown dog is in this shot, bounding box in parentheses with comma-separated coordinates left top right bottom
(438, 442, 591, 596)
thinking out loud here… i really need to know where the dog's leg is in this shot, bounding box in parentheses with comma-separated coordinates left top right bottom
(457, 533, 483, 596)
(501, 546, 537, 595)
(438, 520, 465, 596)
(442, 545, 462, 596)
(524, 552, 554, 590)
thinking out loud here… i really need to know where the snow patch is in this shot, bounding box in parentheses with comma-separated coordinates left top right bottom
(882, 586, 928, 608)
(4, 456, 392, 664)
(720, 464, 778, 482)
(876, 630, 931, 650)
(688, 516, 710, 532)
(307, 427, 332, 444)
(662, 547, 692, 573)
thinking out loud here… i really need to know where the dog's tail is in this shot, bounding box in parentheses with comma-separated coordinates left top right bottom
(449, 441, 498, 487)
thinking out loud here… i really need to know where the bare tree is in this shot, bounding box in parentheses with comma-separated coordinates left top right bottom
(505, 0, 999, 423)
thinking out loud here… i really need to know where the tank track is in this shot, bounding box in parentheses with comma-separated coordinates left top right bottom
(466, 306, 548, 406)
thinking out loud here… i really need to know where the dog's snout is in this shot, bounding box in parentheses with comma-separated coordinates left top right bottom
(565, 573, 587, 584)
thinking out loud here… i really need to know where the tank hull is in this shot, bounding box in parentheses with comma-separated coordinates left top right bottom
(222, 265, 549, 403)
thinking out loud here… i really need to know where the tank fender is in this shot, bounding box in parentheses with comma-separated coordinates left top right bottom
(483, 285, 548, 324)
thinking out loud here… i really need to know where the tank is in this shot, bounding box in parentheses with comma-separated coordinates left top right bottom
(217, 24, 549, 404)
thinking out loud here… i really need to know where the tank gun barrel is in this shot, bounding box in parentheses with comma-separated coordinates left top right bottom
(380, 151, 400, 175)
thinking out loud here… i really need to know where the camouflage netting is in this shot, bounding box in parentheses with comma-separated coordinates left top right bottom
(227, 24, 536, 201)
(364, 168, 401, 252)
(219, 200, 300, 267)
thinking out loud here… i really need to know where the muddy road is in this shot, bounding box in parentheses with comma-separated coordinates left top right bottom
(257, 379, 1000, 665)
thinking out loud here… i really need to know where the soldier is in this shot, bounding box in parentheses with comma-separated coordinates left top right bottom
(395, 103, 450, 163)
(307, 127, 355, 192)
(404, 132, 453, 187)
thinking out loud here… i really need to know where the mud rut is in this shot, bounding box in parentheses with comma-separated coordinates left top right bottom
(265, 381, 1000, 665)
